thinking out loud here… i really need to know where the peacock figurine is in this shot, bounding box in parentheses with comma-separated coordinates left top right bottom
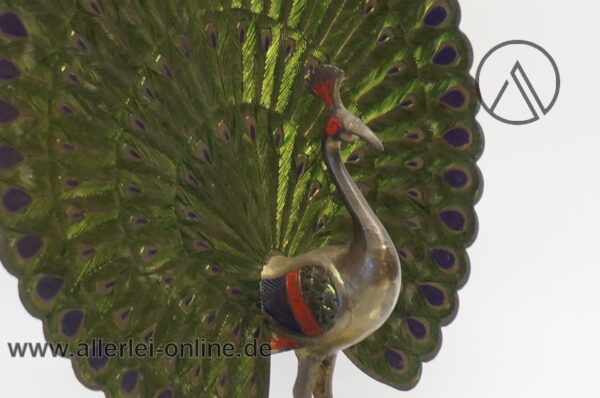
(0, 1, 482, 397)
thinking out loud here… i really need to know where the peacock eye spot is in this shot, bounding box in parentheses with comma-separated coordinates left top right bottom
(207, 24, 218, 48)
(0, 99, 19, 124)
(156, 389, 173, 398)
(237, 22, 247, 42)
(363, 0, 378, 14)
(424, 3, 449, 27)
(0, 58, 20, 81)
(120, 369, 139, 394)
(89, 2, 101, 15)
(0, 12, 28, 38)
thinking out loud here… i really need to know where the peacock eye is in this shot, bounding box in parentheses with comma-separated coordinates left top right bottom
(245, 116, 258, 141)
(261, 29, 272, 51)
(237, 21, 247, 42)
(217, 121, 231, 144)
(206, 24, 218, 48)
(363, 0, 378, 14)
(378, 27, 393, 43)
(284, 38, 296, 58)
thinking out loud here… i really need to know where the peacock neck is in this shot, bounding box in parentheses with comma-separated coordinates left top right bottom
(323, 136, 389, 251)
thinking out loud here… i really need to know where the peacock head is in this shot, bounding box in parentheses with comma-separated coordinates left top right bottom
(324, 114, 384, 152)
(307, 64, 384, 152)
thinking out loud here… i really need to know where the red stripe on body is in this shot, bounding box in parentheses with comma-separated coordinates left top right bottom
(286, 270, 322, 336)
(326, 116, 342, 135)
(269, 334, 298, 352)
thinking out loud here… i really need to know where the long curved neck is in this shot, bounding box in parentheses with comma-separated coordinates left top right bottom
(323, 136, 388, 249)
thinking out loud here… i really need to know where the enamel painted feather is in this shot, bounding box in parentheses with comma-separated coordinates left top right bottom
(0, 1, 482, 397)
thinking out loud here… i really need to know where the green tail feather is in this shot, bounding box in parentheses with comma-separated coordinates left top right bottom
(0, 0, 481, 395)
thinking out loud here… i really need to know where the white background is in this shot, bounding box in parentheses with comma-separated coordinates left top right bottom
(2, 1, 599, 396)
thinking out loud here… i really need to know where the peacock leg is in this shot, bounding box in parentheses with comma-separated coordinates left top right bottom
(313, 353, 337, 398)
(293, 350, 322, 398)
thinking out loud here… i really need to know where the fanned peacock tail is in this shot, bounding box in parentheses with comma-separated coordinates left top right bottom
(0, 0, 481, 396)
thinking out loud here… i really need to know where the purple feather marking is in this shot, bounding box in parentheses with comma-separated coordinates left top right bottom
(434, 46, 458, 65)
(274, 130, 283, 147)
(75, 37, 87, 50)
(67, 72, 80, 84)
(61, 310, 84, 337)
(59, 140, 75, 152)
(162, 63, 172, 78)
(440, 209, 466, 231)
(186, 171, 199, 186)
(406, 318, 427, 339)
(90, 2, 101, 14)
(405, 219, 419, 229)
(441, 89, 467, 109)
(247, 123, 257, 141)
(284, 39, 295, 57)
(36, 276, 63, 301)
(59, 104, 74, 115)
(0, 99, 19, 124)
(120, 309, 131, 320)
(16, 235, 43, 259)
(202, 149, 212, 164)
(0, 58, 19, 81)
(209, 265, 222, 274)
(128, 148, 141, 159)
(0, 146, 23, 169)
(443, 127, 471, 148)
(132, 215, 148, 227)
(0, 12, 28, 38)
(126, 184, 142, 194)
(407, 189, 421, 199)
(401, 99, 414, 108)
(145, 87, 156, 100)
(205, 312, 216, 324)
(384, 348, 405, 370)
(424, 5, 448, 26)
(157, 390, 173, 398)
(120, 369, 139, 394)
(79, 246, 96, 260)
(430, 248, 456, 270)
(88, 342, 109, 371)
(443, 169, 469, 188)
(2, 188, 31, 212)
(98, 280, 116, 295)
(194, 239, 211, 251)
(63, 178, 79, 188)
(419, 284, 446, 307)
